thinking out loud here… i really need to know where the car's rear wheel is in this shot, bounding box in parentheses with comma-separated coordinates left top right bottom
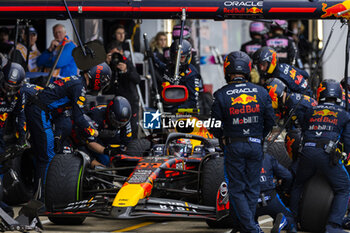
(45, 153, 86, 225)
(299, 172, 333, 232)
(201, 156, 233, 228)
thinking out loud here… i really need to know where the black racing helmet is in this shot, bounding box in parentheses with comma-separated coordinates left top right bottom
(341, 77, 350, 91)
(1, 62, 25, 96)
(86, 62, 111, 94)
(107, 96, 132, 128)
(317, 79, 343, 104)
(170, 39, 192, 66)
(252, 46, 278, 77)
(265, 78, 287, 110)
(223, 51, 252, 83)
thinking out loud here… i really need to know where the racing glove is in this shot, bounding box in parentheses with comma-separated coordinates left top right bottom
(103, 145, 126, 156)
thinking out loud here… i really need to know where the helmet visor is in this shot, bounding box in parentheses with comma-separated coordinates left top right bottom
(3, 82, 20, 96)
(108, 110, 128, 128)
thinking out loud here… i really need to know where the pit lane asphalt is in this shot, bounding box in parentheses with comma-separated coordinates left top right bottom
(13, 207, 309, 232)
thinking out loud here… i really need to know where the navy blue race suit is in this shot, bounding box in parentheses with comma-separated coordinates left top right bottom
(290, 103, 350, 227)
(85, 105, 132, 166)
(161, 64, 203, 110)
(240, 39, 263, 59)
(270, 64, 312, 97)
(22, 77, 96, 187)
(264, 35, 296, 65)
(0, 92, 26, 154)
(283, 93, 318, 129)
(255, 153, 295, 230)
(210, 77, 275, 233)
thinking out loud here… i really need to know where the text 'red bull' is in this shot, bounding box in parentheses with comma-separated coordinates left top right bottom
(231, 94, 257, 105)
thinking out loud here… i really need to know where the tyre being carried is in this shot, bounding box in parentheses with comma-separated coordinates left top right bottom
(45, 153, 86, 225)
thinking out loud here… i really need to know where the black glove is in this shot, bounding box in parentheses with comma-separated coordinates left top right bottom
(103, 145, 126, 156)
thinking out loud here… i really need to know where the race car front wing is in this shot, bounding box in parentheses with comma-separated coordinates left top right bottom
(111, 197, 216, 221)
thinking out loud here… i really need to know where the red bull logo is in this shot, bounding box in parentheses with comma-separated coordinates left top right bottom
(289, 69, 296, 79)
(286, 136, 295, 159)
(231, 94, 257, 105)
(224, 57, 230, 75)
(317, 83, 326, 100)
(267, 83, 277, 100)
(312, 109, 338, 117)
(85, 126, 95, 136)
(61, 77, 71, 82)
(162, 82, 170, 88)
(295, 75, 303, 85)
(224, 57, 230, 68)
(321, 0, 350, 19)
(267, 51, 277, 74)
(0, 113, 8, 122)
(247, 7, 263, 13)
(34, 86, 44, 91)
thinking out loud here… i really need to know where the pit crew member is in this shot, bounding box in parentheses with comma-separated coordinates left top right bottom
(23, 62, 111, 198)
(84, 96, 132, 167)
(253, 47, 312, 97)
(159, 39, 203, 111)
(256, 153, 296, 233)
(210, 51, 275, 233)
(290, 79, 350, 233)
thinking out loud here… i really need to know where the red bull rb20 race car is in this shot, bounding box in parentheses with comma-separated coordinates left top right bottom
(42, 132, 232, 228)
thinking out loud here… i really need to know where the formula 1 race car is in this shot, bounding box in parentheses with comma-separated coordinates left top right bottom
(42, 132, 232, 228)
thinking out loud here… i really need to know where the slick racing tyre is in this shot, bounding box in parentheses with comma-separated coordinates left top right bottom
(3, 149, 35, 205)
(266, 141, 292, 168)
(201, 156, 233, 229)
(45, 153, 86, 225)
(299, 172, 333, 233)
(126, 139, 151, 156)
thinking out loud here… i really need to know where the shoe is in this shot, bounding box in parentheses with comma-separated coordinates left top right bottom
(325, 224, 348, 233)
(343, 216, 350, 230)
(271, 213, 288, 233)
